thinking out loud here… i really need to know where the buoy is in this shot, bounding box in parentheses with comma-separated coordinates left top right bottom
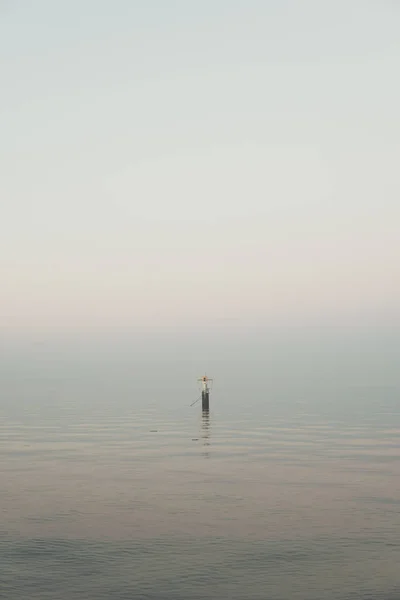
(197, 375, 213, 411)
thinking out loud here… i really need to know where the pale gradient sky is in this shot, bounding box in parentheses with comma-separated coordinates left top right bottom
(1, 0, 399, 332)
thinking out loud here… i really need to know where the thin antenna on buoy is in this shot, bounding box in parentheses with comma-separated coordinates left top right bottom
(197, 375, 213, 411)
(190, 395, 201, 407)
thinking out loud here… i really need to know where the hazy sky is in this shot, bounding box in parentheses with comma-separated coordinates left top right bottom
(1, 0, 399, 332)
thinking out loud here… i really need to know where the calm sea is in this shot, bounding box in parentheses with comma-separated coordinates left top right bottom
(1, 329, 400, 599)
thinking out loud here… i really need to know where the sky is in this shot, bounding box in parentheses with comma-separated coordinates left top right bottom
(1, 0, 399, 334)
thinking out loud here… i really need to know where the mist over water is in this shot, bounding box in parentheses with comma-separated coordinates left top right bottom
(1, 327, 400, 599)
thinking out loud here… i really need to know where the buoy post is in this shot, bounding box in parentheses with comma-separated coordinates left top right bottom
(198, 375, 212, 411)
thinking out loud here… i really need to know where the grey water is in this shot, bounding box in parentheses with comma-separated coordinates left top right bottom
(1, 328, 400, 599)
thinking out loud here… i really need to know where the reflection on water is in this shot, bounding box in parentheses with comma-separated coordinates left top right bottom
(201, 409, 211, 458)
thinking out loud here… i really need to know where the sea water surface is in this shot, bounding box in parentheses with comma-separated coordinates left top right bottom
(1, 329, 400, 599)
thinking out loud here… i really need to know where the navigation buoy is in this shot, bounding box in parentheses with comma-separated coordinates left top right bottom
(198, 375, 213, 411)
